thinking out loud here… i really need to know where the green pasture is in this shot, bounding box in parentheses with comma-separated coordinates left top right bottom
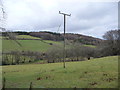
(2, 40, 62, 52)
(2, 35, 95, 52)
(2, 56, 118, 88)
(17, 35, 41, 39)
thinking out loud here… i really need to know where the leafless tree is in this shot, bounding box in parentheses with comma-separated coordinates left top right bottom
(46, 45, 63, 63)
(102, 30, 120, 56)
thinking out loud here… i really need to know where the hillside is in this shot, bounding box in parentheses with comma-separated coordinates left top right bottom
(65, 33, 102, 45)
(2, 31, 103, 45)
(30, 32, 103, 45)
(2, 56, 118, 88)
(2, 34, 96, 52)
(2, 39, 62, 52)
(17, 35, 41, 39)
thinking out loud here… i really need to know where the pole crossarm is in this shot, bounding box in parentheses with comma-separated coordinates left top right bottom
(59, 11, 71, 16)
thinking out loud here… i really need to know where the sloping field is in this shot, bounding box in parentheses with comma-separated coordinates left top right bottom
(2, 35, 95, 52)
(17, 35, 41, 39)
(2, 56, 118, 88)
(2, 40, 62, 52)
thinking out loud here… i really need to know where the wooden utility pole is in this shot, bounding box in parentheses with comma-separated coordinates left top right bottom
(59, 11, 71, 68)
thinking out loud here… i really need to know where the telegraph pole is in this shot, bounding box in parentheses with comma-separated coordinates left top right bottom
(59, 11, 71, 68)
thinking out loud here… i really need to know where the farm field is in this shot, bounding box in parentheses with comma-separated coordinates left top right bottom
(1, 1, 119, 89)
(2, 35, 95, 52)
(2, 39, 62, 52)
(2, 56, 118, 88)
(17, 35, 41, 39)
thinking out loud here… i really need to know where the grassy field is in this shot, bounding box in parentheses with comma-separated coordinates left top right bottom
(2, 39, 95, 52)
(2, 35, 62, 52)
(84, 44, 96, 48)
(2, 40, 62, 52)
(2, 35, 95, 52)
(2, 56, 118, 88)
(17, 35, 41, 39)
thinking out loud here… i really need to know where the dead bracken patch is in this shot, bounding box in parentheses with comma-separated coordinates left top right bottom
(106, 78, 115, 82)
(37, 77, 42, 80)
(89, 82, 97, 86)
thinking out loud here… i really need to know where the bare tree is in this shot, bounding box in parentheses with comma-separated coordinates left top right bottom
(102, 30, 120, 56)
(46, 45, 63, 63)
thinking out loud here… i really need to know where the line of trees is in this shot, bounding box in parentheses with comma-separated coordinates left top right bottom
(2, 51, 44, 65)
(45, 44, 97, 63)
(45, 29, 120, 63)
(2, 31, 29, 36)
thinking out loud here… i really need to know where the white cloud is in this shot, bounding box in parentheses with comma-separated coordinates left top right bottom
(1, 0, 118, 38)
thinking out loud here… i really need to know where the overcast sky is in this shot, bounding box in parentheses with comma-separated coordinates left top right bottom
(1, 0, 118, 38)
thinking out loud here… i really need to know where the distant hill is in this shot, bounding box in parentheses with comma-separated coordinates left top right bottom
(29, 31, 103, 45)
(2, 31, 103, 45)
(65, 33, 102, 45)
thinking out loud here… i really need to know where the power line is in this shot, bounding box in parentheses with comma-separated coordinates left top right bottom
(57, 24, 61, 33)
(59, 11, 71, 68)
